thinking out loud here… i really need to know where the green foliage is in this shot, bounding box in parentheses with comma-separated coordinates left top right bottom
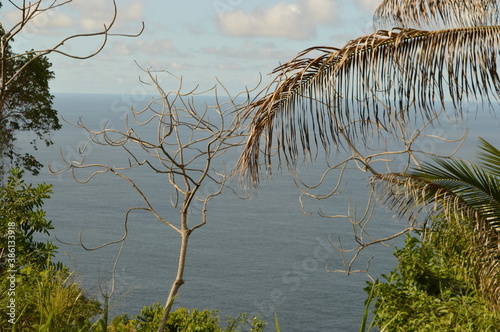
(0, 168, 57, 271)
(1, 8, 60, 176)
(108, 314, 138, 332)
(273, 312, 280, 332)
(358, 285, 375, 332)
(366, 229, 500, 331)
(109, 303, 266, 332)
(409, 137, 500, 231)
(0, 261, 102, 331)
(0, 168, 101, 331)
(371, 138, 500, 311)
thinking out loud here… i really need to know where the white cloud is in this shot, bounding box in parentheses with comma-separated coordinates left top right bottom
(120, 2, 144, 21)
(218, 0, 338, 40)
(354, 0, 379, 13)
(203, 40, 294, 61)
(170, 61, 188, 70)
(71, 0, 144, 31)
(136, 39, 175, 55)
(2, 0, 143, 38)
(143, 59, 169, 71)
(112, 40, 132, 56)
(4, 9, 74, 35)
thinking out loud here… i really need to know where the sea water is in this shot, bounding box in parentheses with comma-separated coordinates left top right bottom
(17, 93, 499, 331)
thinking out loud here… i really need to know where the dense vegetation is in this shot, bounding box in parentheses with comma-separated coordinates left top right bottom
(0, 169, 100, 330)
(363, 139, 500, 330)
(366, 223, 500, 331)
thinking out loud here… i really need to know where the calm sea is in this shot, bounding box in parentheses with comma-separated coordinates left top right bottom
(18, 93, 499, 331)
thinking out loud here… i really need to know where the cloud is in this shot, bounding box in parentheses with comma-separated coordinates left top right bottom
(170, 61, 188, 70)
(3, 0, 144, 37)
(119, 2, 144, 21)
(203, 40, 294, 61)
(135, 39, 175, 55)
(97, 38, 176, 60)
(112, 40, 132, 56)
(3, 8, 74, 35)
(354, 0, 379, 13)
(217, 0, 338, 40)
(71, 0, 144, 31)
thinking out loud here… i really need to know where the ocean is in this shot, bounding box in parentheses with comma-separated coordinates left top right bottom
(17, 93, 499, 331)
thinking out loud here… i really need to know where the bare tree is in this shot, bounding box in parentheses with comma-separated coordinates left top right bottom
(50, 69, 252, 331)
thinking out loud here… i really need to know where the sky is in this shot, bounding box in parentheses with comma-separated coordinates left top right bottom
(2, 0, 379, 95)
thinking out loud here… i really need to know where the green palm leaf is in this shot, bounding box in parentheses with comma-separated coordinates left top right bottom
(413, 158, 500, 229)
(478, 136, 500, 178)
(372, 139, 500, 230)
(239, 26, 500, 184)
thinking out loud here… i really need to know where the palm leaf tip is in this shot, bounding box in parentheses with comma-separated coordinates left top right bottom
(477, 137, 500, 179)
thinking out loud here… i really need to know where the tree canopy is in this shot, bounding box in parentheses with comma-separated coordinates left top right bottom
(0, 3, 60, 176)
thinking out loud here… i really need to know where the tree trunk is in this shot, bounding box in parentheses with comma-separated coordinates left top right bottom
(157, 227, 190, 332)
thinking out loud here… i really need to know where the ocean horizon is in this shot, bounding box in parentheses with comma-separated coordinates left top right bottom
(17, 92, 499, 331)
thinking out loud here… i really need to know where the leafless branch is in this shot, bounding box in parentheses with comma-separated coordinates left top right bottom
(1, 0, 144, 89)
(289, 105, 468, 274)
(49, 69, 256, 331)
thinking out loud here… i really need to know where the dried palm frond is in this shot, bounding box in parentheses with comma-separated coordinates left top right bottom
(238, 26, 500, 185)
(374, 0, 500, 29)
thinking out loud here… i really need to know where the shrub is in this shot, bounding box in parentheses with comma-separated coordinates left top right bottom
(109, 303, 266, 332)
(366, 228, 500, 331)
(0, 168, 101, 331)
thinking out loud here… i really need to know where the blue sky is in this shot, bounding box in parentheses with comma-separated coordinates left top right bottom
(3, 0, 378, 95)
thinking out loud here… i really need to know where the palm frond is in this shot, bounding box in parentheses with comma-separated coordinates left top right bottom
(372, 155, 500, 231)
(477, 136, 500, 178)
(238, 26, 500, 185)
(374, 0, 500, 29)
(372, 172, 472, 225)
(412, 158, 500, 229)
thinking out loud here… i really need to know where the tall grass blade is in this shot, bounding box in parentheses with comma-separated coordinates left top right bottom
(359, 284, 375, 332)
(274, 311, 280, 332)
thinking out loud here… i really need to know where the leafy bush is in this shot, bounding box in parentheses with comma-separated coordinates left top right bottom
(109, 303, 266, 332)
(0, 168, 101, 331)
(366, 229, 500, 331)
(1, 262, 101, 331)
(0, 168, 57, 271)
